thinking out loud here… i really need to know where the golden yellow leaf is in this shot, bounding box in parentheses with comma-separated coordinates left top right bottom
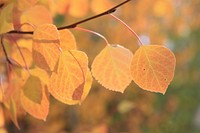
(32, 24, 61, 71)
(21, 79, 49, 121)
(0, 2, 14, 34)
(49, 50, 88, 104)
(131, 45, 176, 94)
(92, 45, 133, 93)
(29, 67, 50, 85)
(79, 69, 92, 103)
(16, 38, 33, 52)
(11, 48, 32, 68)
(59, 29, 77, 50)
(20, 5, 52, 31)
(56, 69, 92, 105)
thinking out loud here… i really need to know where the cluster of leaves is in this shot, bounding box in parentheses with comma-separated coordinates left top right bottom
(0, 0, 176, 128)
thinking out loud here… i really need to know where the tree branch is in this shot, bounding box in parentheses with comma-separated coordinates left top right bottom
(8, 0, 132, 35)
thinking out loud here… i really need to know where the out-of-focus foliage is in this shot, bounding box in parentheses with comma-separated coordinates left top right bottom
(0, 0, 200, 133)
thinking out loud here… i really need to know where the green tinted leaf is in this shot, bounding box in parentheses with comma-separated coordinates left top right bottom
(23, 76, 42, 104)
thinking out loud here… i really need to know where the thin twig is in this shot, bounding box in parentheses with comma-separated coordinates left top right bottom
(7, 0, 132, 35)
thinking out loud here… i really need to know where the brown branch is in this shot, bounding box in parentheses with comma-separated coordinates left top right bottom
(7, 0, 132, 35)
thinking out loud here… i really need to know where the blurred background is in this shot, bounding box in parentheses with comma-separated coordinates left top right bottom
(1, 0, 200, 132)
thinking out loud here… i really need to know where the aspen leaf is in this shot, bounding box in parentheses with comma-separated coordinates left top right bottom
(20, 5, 52, 31)
(21, 79, 49, 121)
(55, 69, 93, 105)
(22, 76, 42, 104)
(8, 98, 20, 129)
(29, 67, 50, 85)
(92, 45, 133, 93)
(59, 29, 77, 50)
(16, 38, 33, 52)
(32, 24, 61, 71)
(49, 50, 88, 104)
(0, 3, 14, 34)
(131, 45, 176, 94)
(80, 70, 92, 103)
(11, 48, 32, 68)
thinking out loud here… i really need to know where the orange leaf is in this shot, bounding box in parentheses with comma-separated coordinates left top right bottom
(92, 45, 133, 93)
(131, 45, 176, 94)
(59, 29, 77, 50)
(21, 76, 49, 120)
(32, 24, 61, 71)
(49, 50, 88, 104)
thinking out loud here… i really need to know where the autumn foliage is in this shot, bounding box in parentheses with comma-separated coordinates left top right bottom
(0, 0, 176, 128)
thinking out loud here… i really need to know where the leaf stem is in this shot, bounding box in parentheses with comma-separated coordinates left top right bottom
(9, 35, 30, 71)
(110, 14, 143, 46)
(7, 0, 132, 35)
(74, 27, 109, 45)
(0, 35, 12, 64)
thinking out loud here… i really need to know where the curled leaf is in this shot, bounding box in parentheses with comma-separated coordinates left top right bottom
(49, 50, 88, 104)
